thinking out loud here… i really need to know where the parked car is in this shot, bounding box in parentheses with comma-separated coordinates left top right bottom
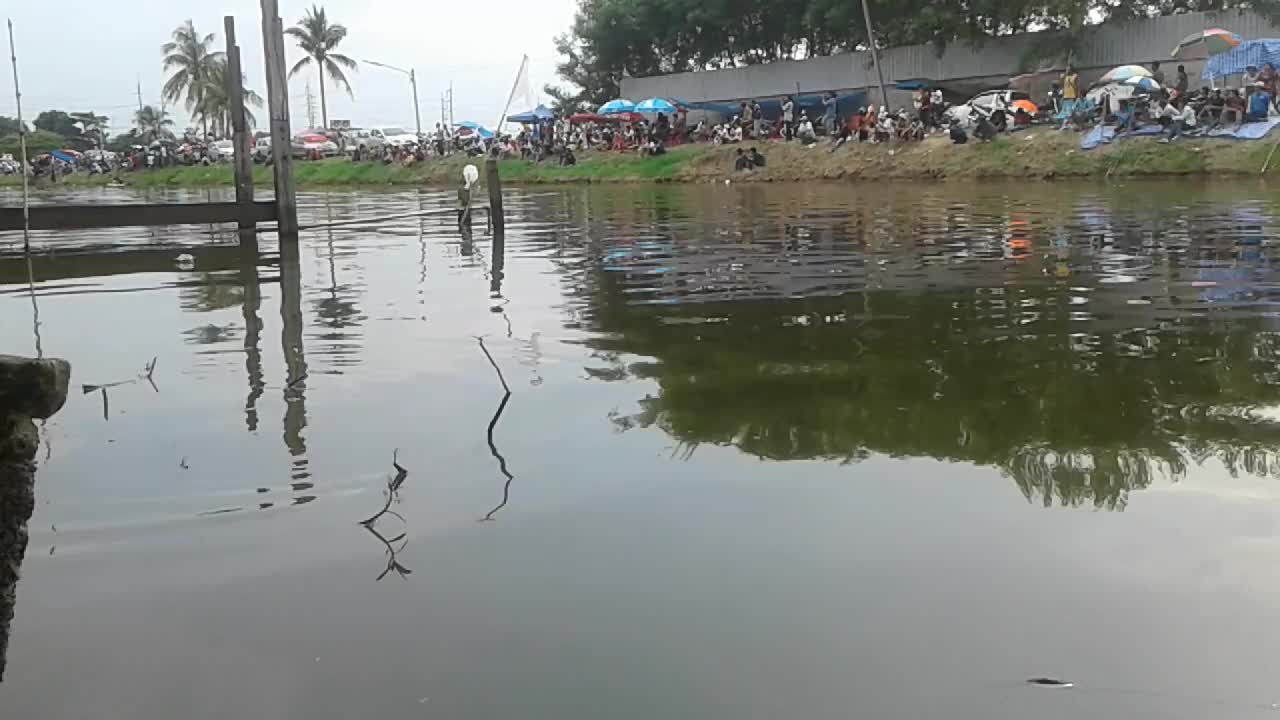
(291, 132, 340, 160)
(371, 127, 418, 147)
(208, 139, 236, 162)
(946, 90, 1033, 127)
(252, 137, 273, 163)
(346, 128, 383, 156)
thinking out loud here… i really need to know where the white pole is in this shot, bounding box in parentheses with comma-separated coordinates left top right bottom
(7, 19, 30, 254)
(495, 55, 529, 137)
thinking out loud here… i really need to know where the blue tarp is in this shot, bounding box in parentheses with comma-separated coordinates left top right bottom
(1080, 117, 1280, 150)
(49, 150, 76, 163)
(507, 105, 555, 123)
(1207, 116, 1280, 139)
(1203, 40, 1280, 79)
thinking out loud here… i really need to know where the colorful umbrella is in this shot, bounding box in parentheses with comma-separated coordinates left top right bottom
(1099, 65, 1154, 83)
(635, 98, 677, 113)
(1122, 76, 1162, 93)
(599, 99, 636, 114)
(1011, 99, 1039, 114)
(1172, 28, 1243, 58)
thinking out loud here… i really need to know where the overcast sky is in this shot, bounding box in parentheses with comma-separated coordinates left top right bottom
(2, 0, 578, 134)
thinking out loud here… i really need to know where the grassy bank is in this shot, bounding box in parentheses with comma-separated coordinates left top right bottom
(4, 132, 1279, 190)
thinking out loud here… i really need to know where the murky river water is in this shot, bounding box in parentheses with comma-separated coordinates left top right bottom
(3, 181, 1280, 719)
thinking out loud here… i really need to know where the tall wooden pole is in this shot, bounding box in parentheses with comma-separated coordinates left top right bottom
(485, 158, 505, 235)
(6, 20, 30, 254)
(225, 16, 255, 231)
(260, 0, 298, 238)
(859, 0, 890, 109)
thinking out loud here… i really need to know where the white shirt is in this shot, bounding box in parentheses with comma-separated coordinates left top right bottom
(931, 89, 943, 105)
(1178, 105, 1197, 126)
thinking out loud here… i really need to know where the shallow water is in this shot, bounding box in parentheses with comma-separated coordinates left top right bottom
(4, 181, 1280, 719)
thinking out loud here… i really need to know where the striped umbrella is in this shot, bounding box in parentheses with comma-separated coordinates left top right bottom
(1122, 76, 1162, 93)
(1099, 65, 1154, 83)
(1172, 28, 1243, 58)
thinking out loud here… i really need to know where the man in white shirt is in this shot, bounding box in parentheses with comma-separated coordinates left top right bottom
(1160, 99, 1196, 142)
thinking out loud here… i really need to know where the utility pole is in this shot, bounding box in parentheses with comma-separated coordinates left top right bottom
(304, 81, 318, 129)
(859, 0, 890, 109)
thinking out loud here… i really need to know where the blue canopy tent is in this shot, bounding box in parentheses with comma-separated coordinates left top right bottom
(507, 105, 555, 123)
(49, 150, 77, 164)
(1203, 39, 1280, 79)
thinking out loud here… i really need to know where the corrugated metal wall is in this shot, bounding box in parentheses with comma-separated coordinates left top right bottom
(620, 10, 1280, 106)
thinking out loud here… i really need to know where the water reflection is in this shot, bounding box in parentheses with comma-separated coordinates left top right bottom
(280, 240, 310, 482)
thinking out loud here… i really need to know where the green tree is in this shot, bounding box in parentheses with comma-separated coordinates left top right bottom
(161, 20, 224, 139)
(133, 105, 174, 142)
(285, 5, 357, 130)
(0, 116, 22, 137)
(32, 110, 82, 139)
(0, 130, 66, 156)
(197, 59, 263, 137)
(70, 112, 109, 148)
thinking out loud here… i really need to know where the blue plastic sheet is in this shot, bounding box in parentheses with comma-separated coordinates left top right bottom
(1203, 40, 1280, 79)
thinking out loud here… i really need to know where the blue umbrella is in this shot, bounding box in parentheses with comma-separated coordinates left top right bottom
(1123, 76, 1161, 93)
(599, 99, 636, 114)
(635, 98, 677, 114)
(455, 121, 494, 139)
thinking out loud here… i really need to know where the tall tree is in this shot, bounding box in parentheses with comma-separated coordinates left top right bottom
(134, 105, 175, 142)
(285, 5, 357, 130)
(161, 20, 224, 139)
(70, 112, 109, 148)
(197, 59, 264, 138)
(32, 110, 82, 139)
(0, 116, 22, 137)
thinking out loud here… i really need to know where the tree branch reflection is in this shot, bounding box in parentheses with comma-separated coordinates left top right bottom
(476, 337, 515, 521)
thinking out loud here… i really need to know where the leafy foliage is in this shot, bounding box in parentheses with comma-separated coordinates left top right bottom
(133, 105, 175, 142)
(286, 5, 357, 129)
(198, 59, 264, 137)
(0, 130, 68, 156)
(162, 20, 224, 136)
(0, 116, 22, 137)
(549, 0, 1280, 100)
(32, 110, 82, 140)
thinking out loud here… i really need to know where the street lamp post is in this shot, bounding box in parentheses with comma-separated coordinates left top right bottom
(365, 59, 422, 136)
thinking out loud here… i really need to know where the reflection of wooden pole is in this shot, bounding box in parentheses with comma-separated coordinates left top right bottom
(225, 17, 255, 230)
(260, 0, 298, 238)
(485, 158, 505, 234)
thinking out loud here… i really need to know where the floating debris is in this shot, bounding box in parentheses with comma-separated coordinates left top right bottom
(1026, 677, 1075, 688)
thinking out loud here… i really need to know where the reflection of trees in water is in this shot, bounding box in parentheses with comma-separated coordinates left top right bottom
(588, 283, 1280, 511)
(179, 272, 246, 312)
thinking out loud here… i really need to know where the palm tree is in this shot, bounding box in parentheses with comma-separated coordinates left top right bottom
(285, 5, 357, 129)
(134, 105, 174, 142)
(197, 59, 264, 138)
(161, 20, 224, 138)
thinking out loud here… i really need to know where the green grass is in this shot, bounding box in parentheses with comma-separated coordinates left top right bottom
(3, 136, 1279, 188)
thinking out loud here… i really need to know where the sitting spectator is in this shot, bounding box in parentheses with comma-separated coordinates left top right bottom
(949, 119, 968, 144)
(989, 108, 1008, 132)
(640, 139, 666, 157)
(875, 107, 893, 142)
(1223, 89, 1246, 127)
(1159, 98, 1196, 142)
(734, 148, 754, 171)
(1013, 106, 1032, 128)
(797, 115, 817, 145)
(1201, 89, 1225, 128)
(973, 113, 998, 142)
(1248, 82, 1272, 121)
(748, 147, 766, 168)
(558, 145, 577, 166)
(1114, 99, 1137, 131)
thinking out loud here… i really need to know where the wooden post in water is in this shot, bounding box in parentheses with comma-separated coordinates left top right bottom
(260, 0, 298, 238)
(485, 157, 505, 235)
(225, 17, 255, 231)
